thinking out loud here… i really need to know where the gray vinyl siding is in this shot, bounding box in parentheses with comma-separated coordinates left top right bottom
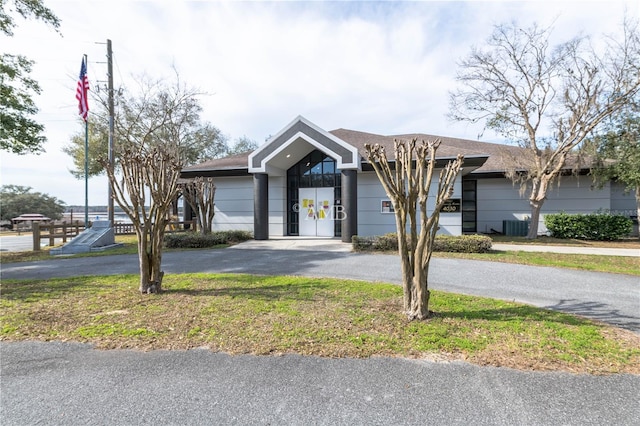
(356, 172, 463, 236)
(210, 170, 628, 239)
(610, 180, 637, 216)
(268, 176, 287, 236)
(475, 176, 613, 235)
(212, 176, 254, 232)
(610, 180, 639, 236)
(210, 176, 287, 235)
(357, 173, 397, 236)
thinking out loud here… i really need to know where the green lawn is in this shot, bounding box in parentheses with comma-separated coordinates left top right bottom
(1, 273, 638, 374)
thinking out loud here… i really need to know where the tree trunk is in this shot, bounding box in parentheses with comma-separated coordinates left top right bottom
(136, 226, 165, 294)
(526, 176, 550, 239)
(137, 232, 151, 293)
(407, 267, 430, 320)
(395, 211, 412, 312)
(526, 201, 544, 239)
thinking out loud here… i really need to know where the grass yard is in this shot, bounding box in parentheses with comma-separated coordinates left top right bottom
(433, 251, 640, 276)
(1, 273, 638, 375)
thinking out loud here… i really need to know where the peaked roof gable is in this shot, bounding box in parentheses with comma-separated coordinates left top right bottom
(248, 115, 360, 173)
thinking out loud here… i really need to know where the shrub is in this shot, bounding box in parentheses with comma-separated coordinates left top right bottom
(352, 235, 376, 251)
(432, 234, 493, 253)
(372, 233, 398, 251)
(217, 230, 254, 243)
(352, 233, 398, 251)
(164, 230, 253, 249)
(544, 212, 632, 241)
(352, 233, 492, 253)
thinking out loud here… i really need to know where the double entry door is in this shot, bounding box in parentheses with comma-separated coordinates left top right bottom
(298, 188, 334, 237)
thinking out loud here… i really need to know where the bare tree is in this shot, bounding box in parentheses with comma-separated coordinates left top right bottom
(102, 76, 204, 293)
(365, 139, 463, 320)
(105, 146, 182, 293)
(449, 18, 640, 238)
(179, 177, 216, 234)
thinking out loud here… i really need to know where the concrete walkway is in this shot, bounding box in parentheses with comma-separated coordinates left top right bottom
(231, 236, 353, 252)
(492, 243, 639, 257)
(229, 237, 640, 256)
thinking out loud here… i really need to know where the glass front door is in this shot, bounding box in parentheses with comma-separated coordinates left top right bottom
(287, 149, 341, 236)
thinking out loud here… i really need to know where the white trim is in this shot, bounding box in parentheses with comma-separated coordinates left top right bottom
(248, 115, 361, 173)
(296, 116, 361, 167)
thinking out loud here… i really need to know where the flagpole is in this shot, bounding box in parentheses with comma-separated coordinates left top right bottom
(107, 40, 114, 225)
(83, 54, 89, 228)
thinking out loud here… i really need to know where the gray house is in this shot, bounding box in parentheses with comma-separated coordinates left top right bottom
(181, 116, 636, 241)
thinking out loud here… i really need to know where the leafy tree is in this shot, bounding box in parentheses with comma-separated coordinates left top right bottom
(0, 185, 65, 220)
(184, 123, 228, 164)
(61, 116, 109, 178)
(365, 139, 463, 320)
(587, 102, 640, 232)
(0, 0, 60, 35)
(0, 54, 46, 154)
(449, 18, 640, 238)
(63, 81, 228, 177)
(1, 0, 60, 155)
(101, 77, 203, 294)
(227, 135, 258, 155)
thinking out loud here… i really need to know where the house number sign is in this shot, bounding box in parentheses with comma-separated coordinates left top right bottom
(441, 199, 461, 213)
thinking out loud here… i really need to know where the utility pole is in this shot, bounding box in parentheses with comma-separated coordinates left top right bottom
(107, 39, 115, 224)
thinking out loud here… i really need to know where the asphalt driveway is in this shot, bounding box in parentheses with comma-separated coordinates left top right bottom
(2, 246, 639, 425)
(2, 246, 639, 332)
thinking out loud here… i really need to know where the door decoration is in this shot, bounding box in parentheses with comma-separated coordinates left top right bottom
(303, 198, 316, 219)
(318, 199, 330, 219)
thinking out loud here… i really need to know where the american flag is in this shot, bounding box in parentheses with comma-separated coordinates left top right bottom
(76, 57, 89, 121)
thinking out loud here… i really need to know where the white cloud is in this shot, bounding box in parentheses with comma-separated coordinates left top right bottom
(1, 0, 637, 205)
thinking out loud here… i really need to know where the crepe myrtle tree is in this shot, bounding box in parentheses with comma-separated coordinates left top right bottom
(365, 138, 463, 320)
(179, 176, 216, 234)
(101, 75, 206, 294)
(449, 17, 640, 238)
(104, 145, 182, 294)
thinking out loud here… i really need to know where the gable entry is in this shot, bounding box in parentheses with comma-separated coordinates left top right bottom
(248, 116, 361, 242)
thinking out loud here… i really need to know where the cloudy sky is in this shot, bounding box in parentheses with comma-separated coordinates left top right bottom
(2, 0, 637, 206)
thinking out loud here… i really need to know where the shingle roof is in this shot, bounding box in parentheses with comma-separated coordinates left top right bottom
(330, 128, 524, 173)
(182, 151, 250, 172)
(181, 127, 585, 176)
